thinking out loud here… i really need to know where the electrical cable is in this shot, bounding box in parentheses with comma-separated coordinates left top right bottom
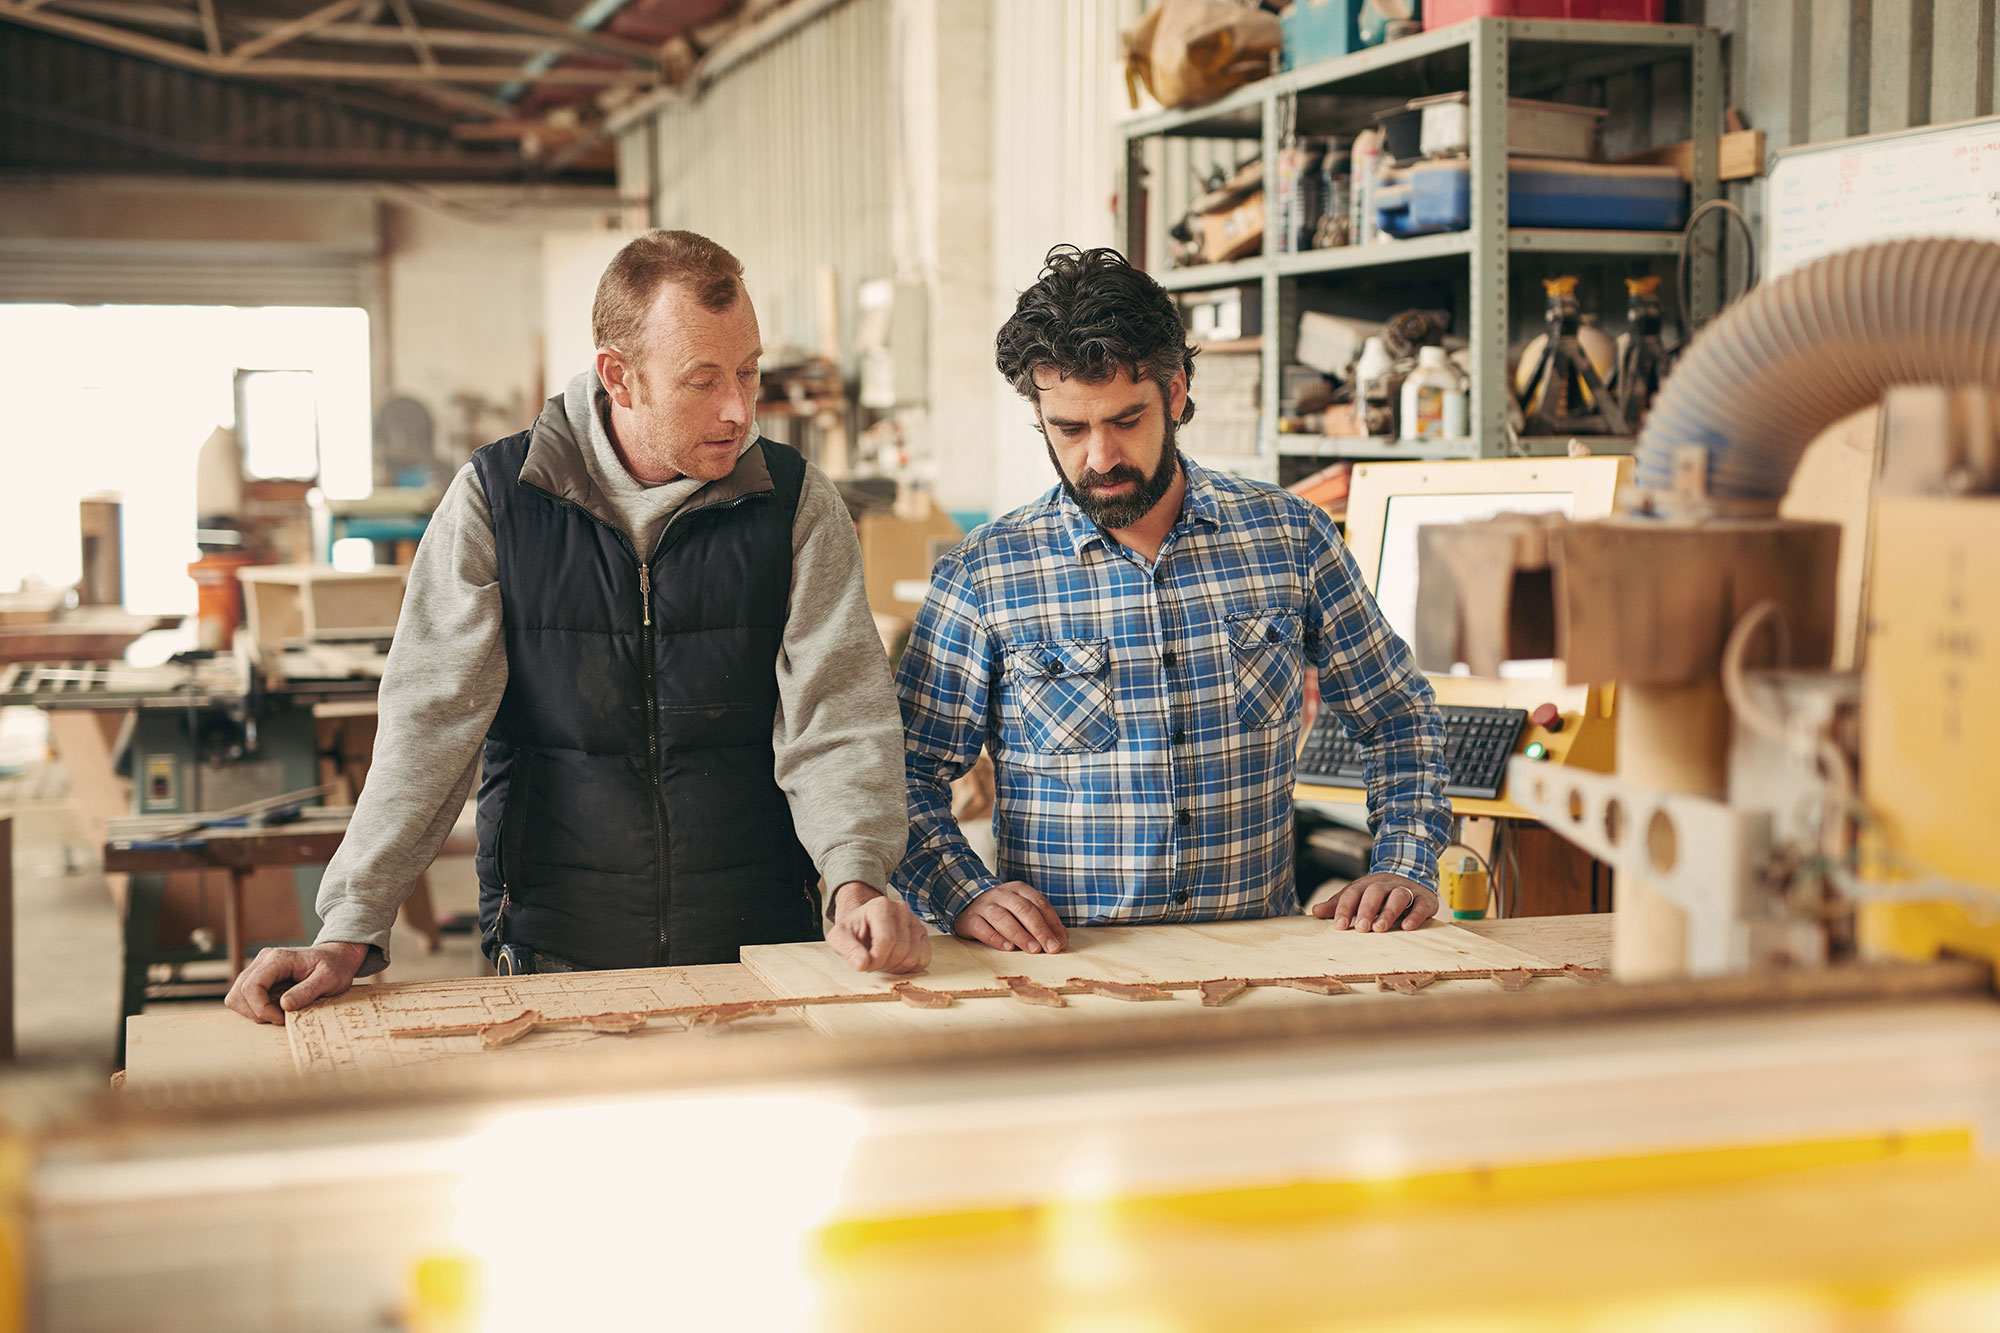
(1677, 196, 1758, 333)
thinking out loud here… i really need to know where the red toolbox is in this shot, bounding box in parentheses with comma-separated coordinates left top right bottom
(1425, 0, 1665, 26)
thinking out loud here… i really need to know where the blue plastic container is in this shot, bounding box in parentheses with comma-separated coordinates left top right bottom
(1374, 157, 1686, 236)
(1282, 0, 1359, 70)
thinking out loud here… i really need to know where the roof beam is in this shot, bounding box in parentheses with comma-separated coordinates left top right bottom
(0, 3, 650, 83)
(383, 0, 436, 73)
(411, 0, 657, 64)
(222, 0, 363, 64)
(193, 0, 218, 54)
(0, 2, 217, 69)
(239, 57, 642, 82)
(43, 2, 652, 60)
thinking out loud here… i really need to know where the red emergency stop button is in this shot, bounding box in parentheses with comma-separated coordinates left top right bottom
(1530, 702, 1564, 732)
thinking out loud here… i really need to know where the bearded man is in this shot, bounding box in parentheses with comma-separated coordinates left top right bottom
(890, 245, 1449, 954)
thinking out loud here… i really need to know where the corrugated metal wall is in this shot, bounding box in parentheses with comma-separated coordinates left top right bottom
(1700, 0, 1999, 288)
(985, 0, 1152, 510)
(635, 0, 894, 364)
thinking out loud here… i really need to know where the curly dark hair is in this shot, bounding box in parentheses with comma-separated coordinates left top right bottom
(995, 245, 1197, 425)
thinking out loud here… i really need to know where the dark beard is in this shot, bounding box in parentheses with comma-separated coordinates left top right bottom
(1046, 416, 1182, 531)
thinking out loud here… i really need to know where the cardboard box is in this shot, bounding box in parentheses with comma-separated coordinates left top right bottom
(238, 564, 406, 653)
(1200, 191, 1266, 264)
(1411, 93, 1606, 162)
(857, 497, 962, 619)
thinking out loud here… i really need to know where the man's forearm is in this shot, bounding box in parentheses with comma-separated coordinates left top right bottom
(313, 464, 509, 967)
(893, 759, 1002, 928)
(1358, 709, 1450, 891)
(774, 466, 911, 925)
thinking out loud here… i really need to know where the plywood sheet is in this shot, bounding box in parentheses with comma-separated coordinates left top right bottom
(1457, 914, 1613, 971)
(742, 917, 1562, 1038)
(285, 964, 804, 1075)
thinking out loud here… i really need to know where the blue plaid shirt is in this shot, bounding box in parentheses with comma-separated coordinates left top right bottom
(892, 456, 1450, 930)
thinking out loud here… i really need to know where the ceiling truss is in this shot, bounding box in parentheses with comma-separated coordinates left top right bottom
(0, 0, 663, 94)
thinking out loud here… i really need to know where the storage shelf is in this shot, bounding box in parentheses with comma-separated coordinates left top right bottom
(1508, 228, 1683, 255)
(1276, 231, 1472, 275)
(1281, 18, 1705, 102)
(1275, 434, 1481, 461)
(1118, 21, 1705, 143)
(1121, 17, 1723, 466)
(1172, 228, 1680, 289)
(1156, 257, 1269, 292)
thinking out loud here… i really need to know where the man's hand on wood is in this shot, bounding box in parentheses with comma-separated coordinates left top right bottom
(224, 940, 370, 1024)
(952, 881, 1070, 954)
(1310, 872, 1440, 933)
(827, 883, 932, 974)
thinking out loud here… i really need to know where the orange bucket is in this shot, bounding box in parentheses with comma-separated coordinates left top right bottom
(187, 551, 261, 650)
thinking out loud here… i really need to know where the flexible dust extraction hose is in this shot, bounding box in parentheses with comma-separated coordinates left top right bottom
(1633, 236, 2000, 502)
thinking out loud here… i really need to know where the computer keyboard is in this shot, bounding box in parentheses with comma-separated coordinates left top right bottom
(1296, 704, 1530, 801)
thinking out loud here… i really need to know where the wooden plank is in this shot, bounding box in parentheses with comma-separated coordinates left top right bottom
(1611, 128, 1765, 181)
(283, 963, 804, 1074)
(122, 1004, 295, 1086)
(1457, 914, 1612, 971)
(742, 918, 1562, 1039)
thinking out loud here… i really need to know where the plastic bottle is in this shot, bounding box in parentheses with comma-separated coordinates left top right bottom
(1348, 129, 1382, 247)
(1400, 345, 1465, 442)
(1353, 335, 1393, 437)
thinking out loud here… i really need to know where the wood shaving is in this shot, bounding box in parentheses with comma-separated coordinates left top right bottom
(1268, 975, 1350, 995)
(1068, 978, 1172, 1001)
(1198, 978, 1250, 1007)
(998, 976, 1066, 1008)
(1564, 964, 1610, 984)
(479, 1008, 543, 1049)
(576, 1011, 649, 1033)
(1377, 972, 1439, 995)
(684, 1001, 776, 1028)
(891, 982, 955, 1009)
(1488, 969, 1535, 992)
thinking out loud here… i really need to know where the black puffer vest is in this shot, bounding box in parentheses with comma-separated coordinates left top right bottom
(470, 417, 820, 970)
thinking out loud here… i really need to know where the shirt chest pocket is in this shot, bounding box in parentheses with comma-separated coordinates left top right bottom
(1226, 608, 1305, 731)
(1008, 638, 1118, 755)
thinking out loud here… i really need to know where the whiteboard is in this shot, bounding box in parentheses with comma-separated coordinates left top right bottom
(1765, 114, 2000, 278)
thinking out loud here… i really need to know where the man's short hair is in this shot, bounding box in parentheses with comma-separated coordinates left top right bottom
(994, 245, 1197, 425)
(592, 229, 745, 355)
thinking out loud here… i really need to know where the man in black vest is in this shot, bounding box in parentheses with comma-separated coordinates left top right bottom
(228, 230, 927, 1024)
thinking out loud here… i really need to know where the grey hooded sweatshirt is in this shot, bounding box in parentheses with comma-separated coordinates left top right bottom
(312, 370, 908, 973)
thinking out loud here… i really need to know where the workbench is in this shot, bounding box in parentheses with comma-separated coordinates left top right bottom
(121, 914, 1614, 1085)
(72, 911, 2000, 1333)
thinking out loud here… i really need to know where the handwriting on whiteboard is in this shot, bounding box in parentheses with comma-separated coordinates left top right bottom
(1767, 117, 2000, 278)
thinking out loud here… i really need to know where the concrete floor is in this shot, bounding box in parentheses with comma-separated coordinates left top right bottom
(0, 706, 488, 1075)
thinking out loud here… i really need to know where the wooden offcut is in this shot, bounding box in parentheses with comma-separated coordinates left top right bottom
(741, 917, 1555, 1038)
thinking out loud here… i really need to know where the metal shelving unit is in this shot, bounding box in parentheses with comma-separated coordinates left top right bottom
(1120, 18, 1723, 478)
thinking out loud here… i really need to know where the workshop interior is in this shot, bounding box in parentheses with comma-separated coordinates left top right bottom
(4, 0, 2000, 1328)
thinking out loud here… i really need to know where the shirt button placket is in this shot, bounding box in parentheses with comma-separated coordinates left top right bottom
(1152, 566, 1183, 898)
